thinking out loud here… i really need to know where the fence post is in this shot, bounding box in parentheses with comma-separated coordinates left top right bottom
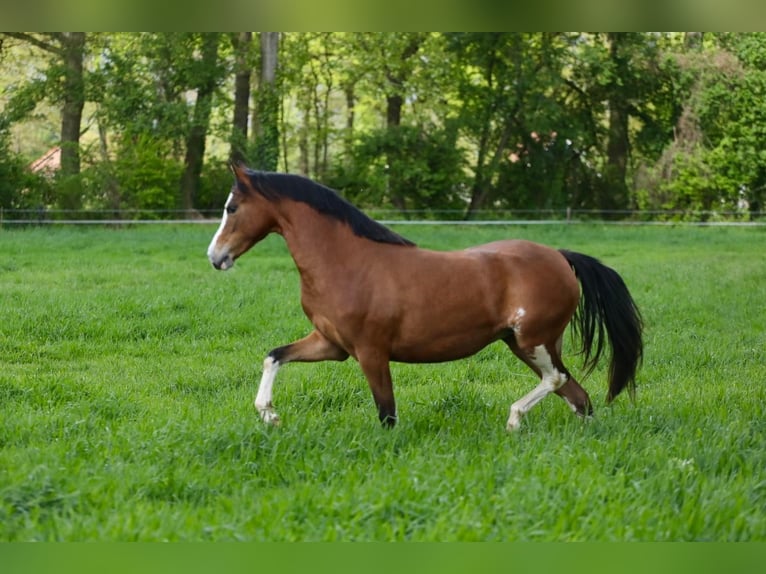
(566, 207, 571, 223)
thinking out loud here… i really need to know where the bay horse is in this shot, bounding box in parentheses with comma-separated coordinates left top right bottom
(207, 164, 643, 431)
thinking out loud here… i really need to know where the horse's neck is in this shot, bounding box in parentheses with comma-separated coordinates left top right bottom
(279, 205, 367, 280)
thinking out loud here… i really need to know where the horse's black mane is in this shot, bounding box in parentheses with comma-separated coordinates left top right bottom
(242, 170, 415, 247)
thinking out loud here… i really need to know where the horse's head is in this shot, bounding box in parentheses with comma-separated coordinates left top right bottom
(207, 163, 277, 270)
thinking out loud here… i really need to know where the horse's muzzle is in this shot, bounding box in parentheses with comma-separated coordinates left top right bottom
(209, 251, 234, 271)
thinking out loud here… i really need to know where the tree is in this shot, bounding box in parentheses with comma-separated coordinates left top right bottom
(569, 33, 675, 214)
(279, 32, 351, 178)
(252, 32, 280, 171)
(354, 33, 427, 212)
(710, 33, 766, 214)
(91, 33, 228, 214)
(634, 33, 766, 216)
(602, 33, 631, 213)
(449, 33, 508, 217)
(446, 33, 577, 218)
(230, 32, 253, 164)
(3, 32, 766, 219)
(180, 33, 223, 214)
(2, 32, 86, 209)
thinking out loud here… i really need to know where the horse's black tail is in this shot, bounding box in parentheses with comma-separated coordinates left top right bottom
(559, 250, 644, 403)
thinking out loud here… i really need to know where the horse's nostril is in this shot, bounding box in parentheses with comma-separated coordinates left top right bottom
(211, 255, 233, 271)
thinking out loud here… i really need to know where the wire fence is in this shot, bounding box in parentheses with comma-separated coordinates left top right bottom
(2, 207, 766, 227)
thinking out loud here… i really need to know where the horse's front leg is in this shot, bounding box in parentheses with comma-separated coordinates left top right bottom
(255, 330, 348, 425)
(357, 349, 397, 427)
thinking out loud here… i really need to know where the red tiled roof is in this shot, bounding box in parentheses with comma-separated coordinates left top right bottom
(29, 146, 61, 173)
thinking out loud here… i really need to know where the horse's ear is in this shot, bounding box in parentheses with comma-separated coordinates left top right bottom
(230, 161, 253, 194)
(230, 161, 248, 180)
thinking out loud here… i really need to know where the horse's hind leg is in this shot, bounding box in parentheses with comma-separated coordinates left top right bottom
(503, 336, 591, 430)
(504, 342, 566, 431)
(548, 334, 593, 418)
(255, 329, 348, 425)
(555, 378, 593, 419)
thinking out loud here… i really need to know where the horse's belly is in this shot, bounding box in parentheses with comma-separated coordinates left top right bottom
(389, 326, 503, 363)
(386, 282, 508, 363)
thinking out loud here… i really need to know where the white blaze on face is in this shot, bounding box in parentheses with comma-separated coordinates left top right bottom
(207, 193, 232, 265)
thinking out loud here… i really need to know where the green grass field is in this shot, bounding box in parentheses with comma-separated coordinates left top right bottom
(1, 223, 765, 541)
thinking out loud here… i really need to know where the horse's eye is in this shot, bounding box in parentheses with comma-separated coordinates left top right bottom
(226, 204, 238, 215)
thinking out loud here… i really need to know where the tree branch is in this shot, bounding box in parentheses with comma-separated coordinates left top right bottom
(1, 32, 63, 56)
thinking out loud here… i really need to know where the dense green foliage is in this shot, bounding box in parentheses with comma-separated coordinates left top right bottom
(2, 33, 766, 218)
(1, 224, 764, 541)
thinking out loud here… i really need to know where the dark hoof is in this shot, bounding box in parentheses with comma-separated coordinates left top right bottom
(380, 414, 397, 428)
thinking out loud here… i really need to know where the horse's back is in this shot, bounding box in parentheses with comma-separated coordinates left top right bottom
(387, 238, 578, 319)
(463, 239, 576, 286)
(465, 238, 560, 260)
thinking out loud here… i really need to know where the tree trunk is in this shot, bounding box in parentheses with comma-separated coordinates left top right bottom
(465, 121, 492, 220)
(311, 65, 321, 178)
(298, 105, 310, 175)
(385, 94, 407, 213)
(604, 99, 630, 213)
(601, 33, 630, 216)
(230, 32, 252, 165)
(464, 42, 500, 220)
(319, 55, 332, 178)
(180, 33, 220, 214)
(343, 82, 356, 162)
(58, 32, 86, 210)
(684, 32, 704, 50)
(96, 113, 121, 216)
(386, 94, 404, 128)
(253, 32, 280, 171)
(383, 35, 423, 215)
(464, 121, 515, 219)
